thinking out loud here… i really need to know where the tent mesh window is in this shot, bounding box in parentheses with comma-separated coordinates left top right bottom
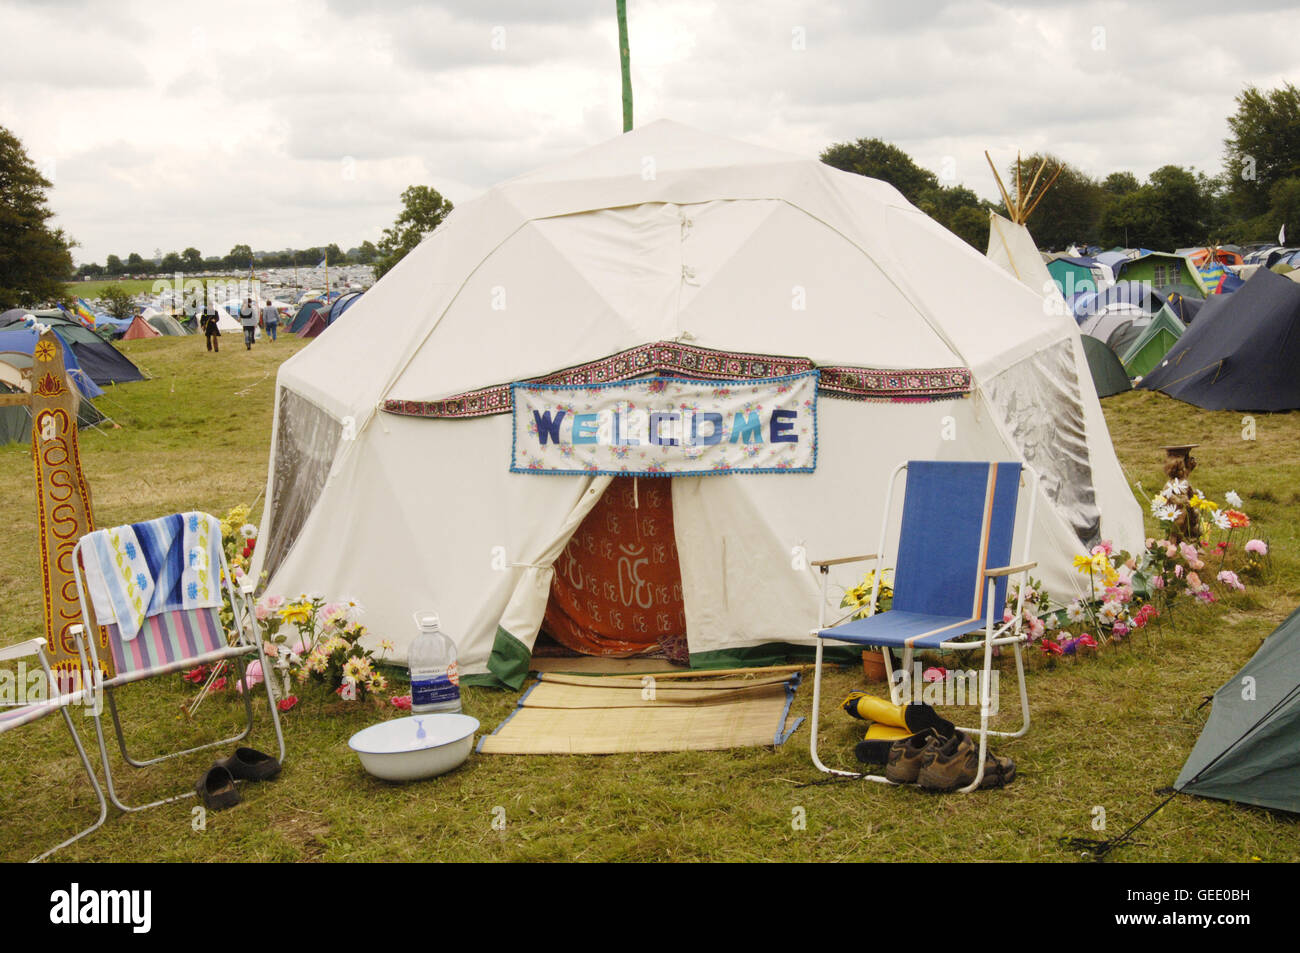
(263, 388, 342, 579)
(983, 338, 1101, 547)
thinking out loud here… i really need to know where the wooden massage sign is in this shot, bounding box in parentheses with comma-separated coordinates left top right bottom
(0, 330, 111, 681)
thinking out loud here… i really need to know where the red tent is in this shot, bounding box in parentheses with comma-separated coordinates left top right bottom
(299, 312, 328, 338)
(122, 316, 161, 340)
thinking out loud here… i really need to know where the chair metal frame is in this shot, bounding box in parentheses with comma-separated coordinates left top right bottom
(72, 524, 285, 814)
(809, 461, 1039, 792)
(0, 631, 108, 861)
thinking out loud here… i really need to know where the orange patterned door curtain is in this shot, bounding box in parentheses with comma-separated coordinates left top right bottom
(543, 477, 685, 657)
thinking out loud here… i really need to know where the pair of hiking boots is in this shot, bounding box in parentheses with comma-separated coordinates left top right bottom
(884, 729, 1016, 791)
(842, 692, 1015, 791)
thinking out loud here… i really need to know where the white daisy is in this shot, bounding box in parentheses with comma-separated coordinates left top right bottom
(1225, 490, 1243, 508)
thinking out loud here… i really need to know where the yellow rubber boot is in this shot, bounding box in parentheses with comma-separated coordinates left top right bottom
(841, 692, 909, 728)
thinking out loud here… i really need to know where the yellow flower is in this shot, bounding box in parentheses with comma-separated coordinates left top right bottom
(279, 603, 312, 626)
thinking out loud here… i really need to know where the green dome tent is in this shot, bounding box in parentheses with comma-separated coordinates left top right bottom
(1080, 334, 1131, 397)
(1175, 603, 1300, 813)
(1121, 306, 1184, 380)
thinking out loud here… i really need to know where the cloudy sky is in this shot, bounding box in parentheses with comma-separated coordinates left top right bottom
(3, 0, 1298, 265)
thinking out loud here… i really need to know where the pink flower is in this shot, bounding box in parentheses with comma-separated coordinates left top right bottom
(1002, 609, 1014, 623)
(277, 696, 299, 712)
(236, 659, 263, 693)
(264, 594, 286, 610)
(1077, 633, 1098, 648)
(1217, 570, 1245, 592)
(1174, 565, 1184, 578)
(1093, 541, 1114, 556)
(1186, 572, 1202, 589)
(922, 666, 947, 683)
(1112, 622, 1129, 637)
(1152, 575, 1165, 590)
(255, 603, 271, 621)
(391, 694, 412, 710)
(1165, 545, 1178, 559)
(1245, 539, 1268, 555)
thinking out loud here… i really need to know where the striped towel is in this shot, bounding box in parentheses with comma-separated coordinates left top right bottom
(81, 512, 224, 641)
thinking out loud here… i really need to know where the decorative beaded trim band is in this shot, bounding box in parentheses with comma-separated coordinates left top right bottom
(382, 341, 971, 419)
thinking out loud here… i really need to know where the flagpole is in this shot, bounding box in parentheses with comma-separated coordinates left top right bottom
(617, 0, 632, 132)
(325, 249, 330, 298)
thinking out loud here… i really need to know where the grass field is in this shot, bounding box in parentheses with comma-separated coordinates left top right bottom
(65, 277, 246, 300)
(2, 336, 1298, 862)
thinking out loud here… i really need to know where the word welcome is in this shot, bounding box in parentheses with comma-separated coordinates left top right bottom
(511, 372, 818, 477)
(531, 407, 799, 448)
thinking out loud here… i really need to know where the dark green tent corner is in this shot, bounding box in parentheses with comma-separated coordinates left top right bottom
(1174, 603, 1300, 813)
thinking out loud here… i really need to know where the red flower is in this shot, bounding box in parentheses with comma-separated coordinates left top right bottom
(183, 665, 209, 684)
(277, 695, 299, 712)
(242, 539, 255, 558)
(210, 676, 227, 692)
(1077, 634, 1098, 648)
(1041, 638, 1063, 656)
(391, 694, 412, 710)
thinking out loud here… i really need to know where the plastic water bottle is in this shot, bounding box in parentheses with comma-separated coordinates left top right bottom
(409, 612, 461, 714)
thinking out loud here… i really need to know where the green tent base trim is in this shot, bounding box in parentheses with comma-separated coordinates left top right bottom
(479, 631, 867, 692)
(688, 642, 861, 670)
(484, 625, 533, 690)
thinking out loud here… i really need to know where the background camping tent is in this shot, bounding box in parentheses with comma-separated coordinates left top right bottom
(1139, 268, 1300, 411)
(1121, 306, 1184, 379)
(327, 291, 363, 324)
(250, 120, 1142, 679)
(289, 300, 327, 333)
(1046, 255, 1101, 302)
(147, 313, 189, 335)
(1080, 335, 1132, 397)
(1078, 302, 1148, 355)
(1071, 280, 1163, 323)
(1113, 252, 1207, 297)
(0, 314, 142, 386)
(1175, 602, 1300, 813)
(986, 212, 1061, 303)
(0, 379, 105, 446)
(0, 328, 104, 399)
(121, 315, 161, 340)
(297, 312, 327, 337)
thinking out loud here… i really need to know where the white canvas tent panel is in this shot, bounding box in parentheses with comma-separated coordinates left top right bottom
(252, 121, 1142, 676)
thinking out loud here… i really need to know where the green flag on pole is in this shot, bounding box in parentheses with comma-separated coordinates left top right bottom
(617, 0, 633, 132)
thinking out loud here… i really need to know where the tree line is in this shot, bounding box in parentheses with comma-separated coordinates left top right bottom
(75, 241, 380, 279)
(822, 82, 1300, 252)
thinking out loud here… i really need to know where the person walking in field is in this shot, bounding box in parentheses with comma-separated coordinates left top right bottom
(262, 299, 279, 342)
(201, 299, 220, 352)
(239, 297, 257, 350)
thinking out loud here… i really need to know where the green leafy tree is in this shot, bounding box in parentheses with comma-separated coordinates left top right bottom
(1102, 171, 1140, 197)
(126, 252, 145, 272)
(182, 247, 203, 271)
(353, 240, 378, 264)
(1224, 82, 1300, 219)
(161, 250, 184, 273)
(1010, 155, 1104, 250)
(373, 185, 453, 280)
(105, 254, 123, 275)
(820, 138, 938, 205)
(99, 285, 134, 320)
(226, 243, 253, 270)
(0, 125, 76, 309)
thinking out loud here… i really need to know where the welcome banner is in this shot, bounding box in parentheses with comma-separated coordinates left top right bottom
(511, 371, 818, 476)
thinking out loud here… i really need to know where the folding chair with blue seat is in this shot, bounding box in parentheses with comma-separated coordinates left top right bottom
(809, 461, 1039, 791)
(0, 634, 107, 861)
(70, 511, 285, 813)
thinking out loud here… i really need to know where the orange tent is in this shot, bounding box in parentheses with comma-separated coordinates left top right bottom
(121, 316, 161, 340)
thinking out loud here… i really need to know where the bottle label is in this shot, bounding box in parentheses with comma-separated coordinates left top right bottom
(411, 663, 460, 706)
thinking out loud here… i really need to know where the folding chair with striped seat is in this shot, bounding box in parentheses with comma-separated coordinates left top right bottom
(809, 461, 1039, 791)
(71, 512, 285, 813)
(0, 635, 107, 861)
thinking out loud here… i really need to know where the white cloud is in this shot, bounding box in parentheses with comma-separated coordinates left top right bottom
(0, 0, 1296, 264)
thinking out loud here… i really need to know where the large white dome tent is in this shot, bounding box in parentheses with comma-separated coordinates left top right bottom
(250, 120, 1142, 687)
